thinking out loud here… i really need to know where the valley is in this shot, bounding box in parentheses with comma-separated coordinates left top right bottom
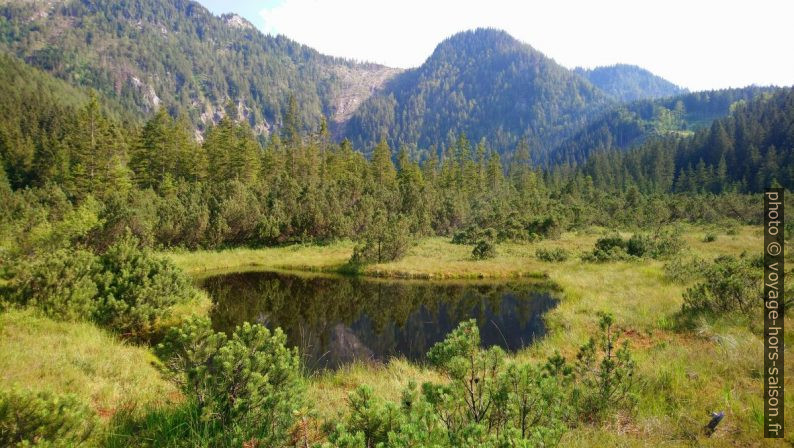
(0, 0, 791, 446)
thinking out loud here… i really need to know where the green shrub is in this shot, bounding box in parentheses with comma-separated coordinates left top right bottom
(5, 249, 99, 321)
(573, 313, 636, 422)
(0, 389, 97, 447)
(663, 256, 708, 283)
(536, 247, 569, 262)
(584, 230, 683, 262)
(497, 216, 530, 242)
(350, 213, 413, 264)
(23, 195, 103, 256)
(649, 229, 685, 258)
(4, 238, 198, 339)
(327, 317, 636, 446)
(472, 239, 497, 260)
(681, 256, 760, 315)
(157, 317, 304, 447)
(423, 320, 567, 446)
(453, 215, 561, 245)
(527, 216, 563, 240)
(452, 224, 482, 245)
(703, 232, 717, 243)
(594, 234, 627, 253)
(584, 246, 633, 262)
(626, 233, 653, 257)
(94, 237, 198, 338)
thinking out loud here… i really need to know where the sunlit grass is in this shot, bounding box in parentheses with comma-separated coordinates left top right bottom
(5, 225, 791, 446)
(307, 358, 446, 422)
(162, 242, 355, 276)
(170, 225, 790, 446)
(0, 309, 179, 421)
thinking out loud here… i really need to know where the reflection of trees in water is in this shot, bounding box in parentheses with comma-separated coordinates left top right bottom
(203, 272, 557, 369)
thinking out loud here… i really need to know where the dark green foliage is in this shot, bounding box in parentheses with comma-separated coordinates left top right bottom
(471, 239, 497, 260)
(574, 87, 794, 193)
(536, 247, 570, 262)
(131, 109, 205, 190)
(452, 225, 495, 245)
(350, 213, 414, 265)
(0, 51, 780, 255)
(5, 249, 99, 321)
(454, 217, 559, 246)
(526, 216, 564, 240)
(681, 256, 760, 315)
(4, 238, 198, 338)
(0, 388, 97, 447)
(582, 234, 632, 262)
(93, 237, 199, 338)
(703, 232, 717, 242)
(584, 230, 683, 262)
(156, 317, 304, 447)
(626, 233, 654, 257)
(596, 234, 628, 253)
(573, 313, 636, 422)
(645, 229, 685, 258)
(551, 86, 774, 166)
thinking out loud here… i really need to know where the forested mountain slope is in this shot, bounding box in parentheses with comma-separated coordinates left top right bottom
(0, 52, 133, 189)
(343, 28, 614, 157)
(574, 64, 685, 102)
(0, 0, 784, 170)
(574, 87, 794, 193)
(547, 86, 777, 165)
(0, 0, 400, 135)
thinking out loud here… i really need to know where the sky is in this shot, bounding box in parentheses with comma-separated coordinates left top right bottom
(197, 0, 794, 91)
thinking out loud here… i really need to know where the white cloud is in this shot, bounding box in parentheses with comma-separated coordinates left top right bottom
(256, 0, 794, 90)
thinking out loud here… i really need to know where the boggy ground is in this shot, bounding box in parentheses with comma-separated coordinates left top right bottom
(2, 225, 791, 446)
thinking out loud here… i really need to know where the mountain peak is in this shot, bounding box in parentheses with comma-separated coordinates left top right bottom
(430, 28, 541, 61)
(344, 28, 612, 155)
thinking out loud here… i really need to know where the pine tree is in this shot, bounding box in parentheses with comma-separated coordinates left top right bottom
(371, 137, 397, 187)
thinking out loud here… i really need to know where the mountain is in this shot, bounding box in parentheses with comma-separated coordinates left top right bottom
(547, 86, 776, 165)
(343, 28, 614, 156)
(574, 64, 685, 102)
(0, 0, 779, 173)
(575, 87, 794, 193)
(0, 0, 400, 136)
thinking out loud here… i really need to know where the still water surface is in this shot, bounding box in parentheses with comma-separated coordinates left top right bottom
(201, 270, 559, 369)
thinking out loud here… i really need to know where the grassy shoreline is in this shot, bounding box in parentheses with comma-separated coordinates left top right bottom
(163, 225, 793, 446)
(3, 225, 792, 446)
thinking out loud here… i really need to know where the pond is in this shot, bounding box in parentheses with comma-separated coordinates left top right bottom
(201, 270, 560, 370)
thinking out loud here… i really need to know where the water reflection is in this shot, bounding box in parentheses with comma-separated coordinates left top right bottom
(202, 270, 558, 369)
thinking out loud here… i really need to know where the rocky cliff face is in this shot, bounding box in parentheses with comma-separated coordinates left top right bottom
(328, 65, 403, 134)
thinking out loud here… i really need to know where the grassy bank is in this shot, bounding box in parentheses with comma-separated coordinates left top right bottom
(0, 309, 179, 420)
(301, 226, 793, 446)
(163, 243, 355, 276)
(2, 225, 791, 446)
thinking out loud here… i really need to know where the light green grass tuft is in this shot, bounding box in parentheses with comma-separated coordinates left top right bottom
(0, 309, 179, 421)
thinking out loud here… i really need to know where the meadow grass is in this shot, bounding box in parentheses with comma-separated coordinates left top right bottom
(2, 225, 790, 446)
(162, 242, 355, 276)
(0, 309, 179, 421)
(162, 225, 793, 446)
